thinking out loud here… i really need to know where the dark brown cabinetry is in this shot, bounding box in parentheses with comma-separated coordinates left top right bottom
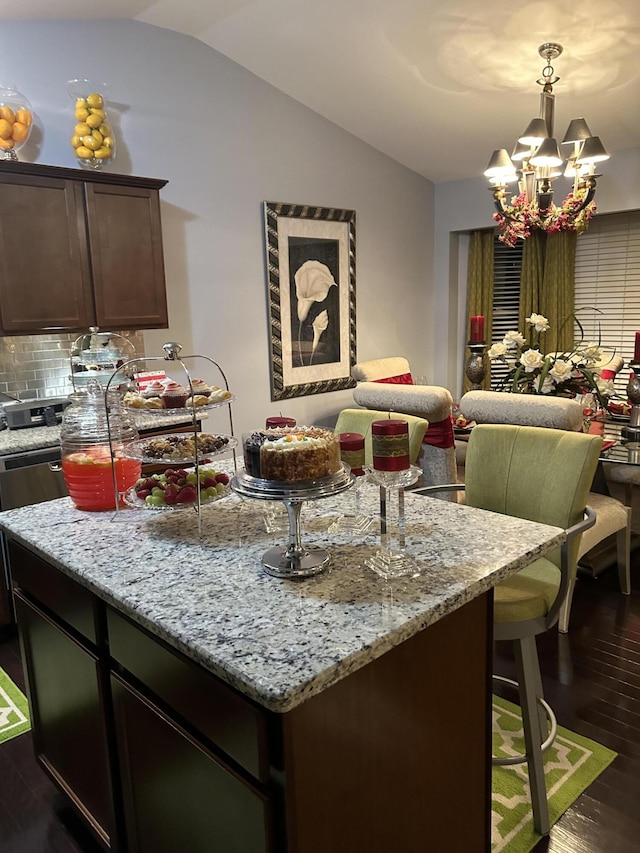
(0, 162, 168, 335)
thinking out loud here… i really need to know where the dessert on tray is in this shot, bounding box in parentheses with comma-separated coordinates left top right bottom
(242, 426, 341, 482)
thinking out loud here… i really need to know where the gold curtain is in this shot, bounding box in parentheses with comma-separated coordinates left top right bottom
(519, 230, 576, 353)
(465, 230, 494, 391)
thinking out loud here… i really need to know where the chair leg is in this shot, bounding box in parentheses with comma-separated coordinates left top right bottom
(617, 512, 631, 595)
(513, 636, 550, 836)
(558, 577, 576, 634)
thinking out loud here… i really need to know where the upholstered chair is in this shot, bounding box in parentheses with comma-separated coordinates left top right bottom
(333, 408, 428, 468)
(350, 357, 457, 497)
(458, 390, 631, 632)
(417, 424, 602, 835)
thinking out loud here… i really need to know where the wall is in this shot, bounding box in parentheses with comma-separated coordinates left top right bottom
(1, 19, 434, 434)
(433, 146, 640, 397)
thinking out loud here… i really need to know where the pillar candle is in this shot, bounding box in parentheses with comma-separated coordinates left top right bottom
(634, 332, 640, 362)
(339, 432, 365, 476)
(371, 419, 410, 471)
(265, 416, 296, 429)
(470, 315, 485, 343)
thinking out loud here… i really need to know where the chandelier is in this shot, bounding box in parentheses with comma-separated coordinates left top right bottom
(484, 43, 610, 246)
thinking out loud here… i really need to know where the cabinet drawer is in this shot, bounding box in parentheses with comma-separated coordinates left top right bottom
(9, 540, 99, 645)
(107, 608, 270, 782)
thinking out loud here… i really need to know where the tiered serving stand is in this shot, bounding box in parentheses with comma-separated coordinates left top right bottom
(231, 465, 354, 578)
(104, 342, 237, 527)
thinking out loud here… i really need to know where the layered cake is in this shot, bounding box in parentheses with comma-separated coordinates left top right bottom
(243, 427, 341, 482)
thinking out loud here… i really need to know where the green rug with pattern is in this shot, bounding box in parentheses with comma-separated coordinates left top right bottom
(492, 694, 616, 852)
(0, 666, 30, 744)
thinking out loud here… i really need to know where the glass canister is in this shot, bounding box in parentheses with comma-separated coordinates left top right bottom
(60, 381, 141, 511)
(0, 83, 34, 161)
(67, 78, 116, 170)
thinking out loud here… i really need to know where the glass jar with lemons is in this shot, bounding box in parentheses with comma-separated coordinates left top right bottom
(0, 83, 34, 161)
(68, 78, 116, 170)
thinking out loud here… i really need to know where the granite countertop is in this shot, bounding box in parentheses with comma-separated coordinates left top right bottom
(0, 410, 208, 456)
(0, 463, 565, 713)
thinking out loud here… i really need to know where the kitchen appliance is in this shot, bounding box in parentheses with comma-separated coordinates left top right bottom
(0, 444, 68, 627)
(3, 396, 71, 430)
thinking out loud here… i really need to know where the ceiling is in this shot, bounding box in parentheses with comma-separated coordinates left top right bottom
(4, 0, 640, 183)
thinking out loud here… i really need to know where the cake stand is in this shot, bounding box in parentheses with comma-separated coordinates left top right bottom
(231, 465, 354, 578)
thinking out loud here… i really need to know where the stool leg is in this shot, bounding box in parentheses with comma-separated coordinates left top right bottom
(514, 636, 550, 836)
(617, 511, 631, 595)
(558, 578, 576, 634)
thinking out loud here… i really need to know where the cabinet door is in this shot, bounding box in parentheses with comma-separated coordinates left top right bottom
(14, 592, 116, 848)
(111, 674, 273, 853)
(85, 183, 168, 330)
(0, 174, 94, 333)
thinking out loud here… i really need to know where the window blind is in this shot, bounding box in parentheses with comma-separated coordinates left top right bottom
(574, 211, 640, 396)
(490, 238, 522, 390)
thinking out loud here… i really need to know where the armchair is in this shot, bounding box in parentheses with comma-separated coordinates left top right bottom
(459, 390, 631, 631)
(351, 357, 457, 497)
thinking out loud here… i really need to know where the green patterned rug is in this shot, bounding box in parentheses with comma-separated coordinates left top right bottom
(492, 694, 616, 853)
(0, 666, 30, 744)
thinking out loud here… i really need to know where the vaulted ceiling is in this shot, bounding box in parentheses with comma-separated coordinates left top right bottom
(5, 0, 640, 183)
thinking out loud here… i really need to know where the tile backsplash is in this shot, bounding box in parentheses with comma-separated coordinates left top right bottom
(0, 331, 146, 401)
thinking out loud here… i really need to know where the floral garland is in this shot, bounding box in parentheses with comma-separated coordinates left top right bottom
(487, 313, 616, 409)
(493, 190, 597, 247)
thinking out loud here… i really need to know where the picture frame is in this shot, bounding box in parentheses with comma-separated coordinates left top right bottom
(264, 201, 357, 401)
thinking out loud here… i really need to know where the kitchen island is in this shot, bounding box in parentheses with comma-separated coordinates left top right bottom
(0, 479, 565, 852)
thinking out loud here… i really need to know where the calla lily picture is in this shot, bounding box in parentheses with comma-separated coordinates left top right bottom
(264, 201, 357, 400)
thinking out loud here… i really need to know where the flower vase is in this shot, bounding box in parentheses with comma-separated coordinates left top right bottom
(68, 78, 116, 170)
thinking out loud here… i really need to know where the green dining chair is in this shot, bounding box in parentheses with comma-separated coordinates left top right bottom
(333, 408, 428, 468)
(416, 423, 602, 835)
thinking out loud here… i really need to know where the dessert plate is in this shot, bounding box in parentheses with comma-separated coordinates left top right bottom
(124, 433, 237, 464)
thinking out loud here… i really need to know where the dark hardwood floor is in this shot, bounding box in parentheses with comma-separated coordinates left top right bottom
(1, 556, 640, 852)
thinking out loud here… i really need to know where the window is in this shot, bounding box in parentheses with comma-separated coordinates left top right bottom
(487, 212, 640, 395)
(574, 211, 640, 395)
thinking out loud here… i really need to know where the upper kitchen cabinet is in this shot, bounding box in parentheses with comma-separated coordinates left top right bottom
(0, 161, 169, 335)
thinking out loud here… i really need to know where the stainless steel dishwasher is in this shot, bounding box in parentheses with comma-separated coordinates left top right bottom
(0, 445, 68, 627)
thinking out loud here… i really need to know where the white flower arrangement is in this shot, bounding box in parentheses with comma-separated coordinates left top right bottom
(487, 313, 616, 407)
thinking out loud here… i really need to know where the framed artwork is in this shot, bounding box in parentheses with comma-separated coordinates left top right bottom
(264, 201, 357, 401)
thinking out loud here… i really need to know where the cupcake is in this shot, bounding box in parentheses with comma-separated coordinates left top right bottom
(189, 378, 211, 397)
(142, 380, 166, 399)
(160, 382, 189, 408)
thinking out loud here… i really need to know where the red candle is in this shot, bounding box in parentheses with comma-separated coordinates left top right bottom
(371, 419, 410, 472)
(634, 332, 640, 362)
(339, 432, 365, 476)
(470, 315, 485, 343)
(265, 416, 296, 429)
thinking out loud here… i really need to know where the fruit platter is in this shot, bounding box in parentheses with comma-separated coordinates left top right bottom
(124, 432, 237, 465)
(124, 466, 231, 510)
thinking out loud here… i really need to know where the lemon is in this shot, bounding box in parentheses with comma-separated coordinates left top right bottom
(98, 122, 111, 137)
(75, 97, 88, 110)
(86, 93, 103, 109)
(103, 136, 115, 150)
(93, 147, 111, 159)
(90, 108, 106, 120)
(11, 122, 28, 143)
(75, 122, 91, 136)
(75, 107, 89, 122)
(70, 134, 82, 148)
(0, 118, 12, 139)
(85, 113, 102, 129)
(16, 109, 32, 127)
(91, 129, 103, 145)
(82, 134, 100, 151)
(75, 145, 93, 159)
(0, 106, 15, 124)
(0, 137, 14, 150)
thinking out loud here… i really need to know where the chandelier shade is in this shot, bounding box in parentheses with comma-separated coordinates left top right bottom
(485, 43, 610, 246)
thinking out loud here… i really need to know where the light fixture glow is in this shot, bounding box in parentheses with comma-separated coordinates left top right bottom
(485, 43, 610, 245)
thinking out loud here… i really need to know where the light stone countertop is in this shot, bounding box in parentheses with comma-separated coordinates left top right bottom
(0, 410, 209, 456)
(0, 462, 565, 713)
